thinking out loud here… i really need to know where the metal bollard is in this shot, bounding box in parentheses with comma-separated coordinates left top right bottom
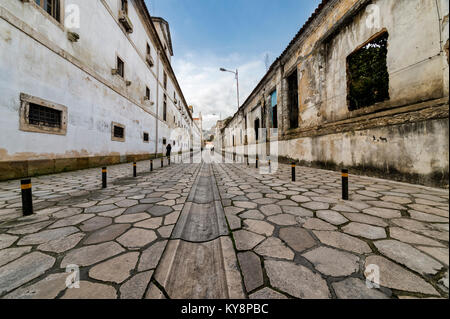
(269, 160, 271, 173)
(161, 157, 164, 168)
(21, 179, 33, 216)
(256, 156, 259, 169)
(168, 156, 171, 166)
(342, 169, 349, 200)
(291, 162, 296, 182)
(133, 162, 137, 177)
(150, 159, 153, 172)
(102, 167, 107, 188)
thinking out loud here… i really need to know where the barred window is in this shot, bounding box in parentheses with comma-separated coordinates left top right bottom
(35, 0, 60, 22)
(29, 103, 62, 128)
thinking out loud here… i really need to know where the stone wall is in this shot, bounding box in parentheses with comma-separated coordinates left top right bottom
(222, 0, 449, 188)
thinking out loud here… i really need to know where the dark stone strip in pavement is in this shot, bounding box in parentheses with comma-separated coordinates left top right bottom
(152, 163, 245, 298)
(172, 164, 227, 242)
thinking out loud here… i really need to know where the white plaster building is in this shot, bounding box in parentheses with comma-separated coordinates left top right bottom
(0, 0, 202, 180)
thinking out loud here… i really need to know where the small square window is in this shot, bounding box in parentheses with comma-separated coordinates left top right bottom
(34, 0, 61, 23)
(143, 132, 149, 142)
(163, 138, 167, 145)
(112, 122, 125, 142)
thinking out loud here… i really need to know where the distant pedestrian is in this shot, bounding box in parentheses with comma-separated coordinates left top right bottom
(166, 143, 172, 157)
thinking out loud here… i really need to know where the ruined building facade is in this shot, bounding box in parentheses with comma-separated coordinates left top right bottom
(0, 0, 202, 181)
(220, 0, 449, 188)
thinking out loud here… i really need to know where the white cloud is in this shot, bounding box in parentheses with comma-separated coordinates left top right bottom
(172, 51, 267, 130)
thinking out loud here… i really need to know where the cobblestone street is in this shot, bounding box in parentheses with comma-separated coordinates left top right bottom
(0, 154, 448, 299)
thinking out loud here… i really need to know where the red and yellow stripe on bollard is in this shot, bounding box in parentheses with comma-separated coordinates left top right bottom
(291, 163, 296, 182)
(342, 169, 349, 200)
(133, 162, 137, 177)
(21, 179, 33, 216)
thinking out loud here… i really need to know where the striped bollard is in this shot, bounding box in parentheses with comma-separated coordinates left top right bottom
(21, 179, 33, 216)
(133, 162, 137, 177)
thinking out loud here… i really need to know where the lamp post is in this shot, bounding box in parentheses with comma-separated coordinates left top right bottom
(220, 68, 240, 110)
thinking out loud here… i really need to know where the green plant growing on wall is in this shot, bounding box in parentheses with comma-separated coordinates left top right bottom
(347, 32, 390, 111)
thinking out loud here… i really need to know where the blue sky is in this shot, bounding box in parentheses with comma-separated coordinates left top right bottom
(145, 0, 321, 129)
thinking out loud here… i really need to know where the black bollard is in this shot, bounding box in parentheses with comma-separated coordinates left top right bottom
(342, 169, 349, 200)
(161, 157, 164, 168)
(150, 159, 153, 172)
(168, 156, 171, 166)
(256, 156, 259, 169)
(102, 167, 107, 188)
(269, 160, 271, 173)
(21, 179, 33, 216)
(291, 162, 296, 182)
(133, 162, 137, 177)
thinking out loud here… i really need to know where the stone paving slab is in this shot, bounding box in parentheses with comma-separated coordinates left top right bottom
(213, 161, 449, 299)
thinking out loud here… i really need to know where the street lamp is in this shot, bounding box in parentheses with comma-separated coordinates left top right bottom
(220, 67, 240, 111)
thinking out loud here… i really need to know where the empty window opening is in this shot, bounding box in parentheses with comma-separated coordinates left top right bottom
(145, 86, 150, 100)
(270, 90, 278, 129)
(117, 57, 124, 78)
(287, 70, 299, 129)
(146, 43, 151, 55)
(35, 0, 60, 22)
(347, 31, 390, 111)
(29, 103, 62, 128)
(163, 72, 168, 90)
(143, 132, 149, 142)
(163, 138, 167, 145)
(113, 125, 124, 139)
